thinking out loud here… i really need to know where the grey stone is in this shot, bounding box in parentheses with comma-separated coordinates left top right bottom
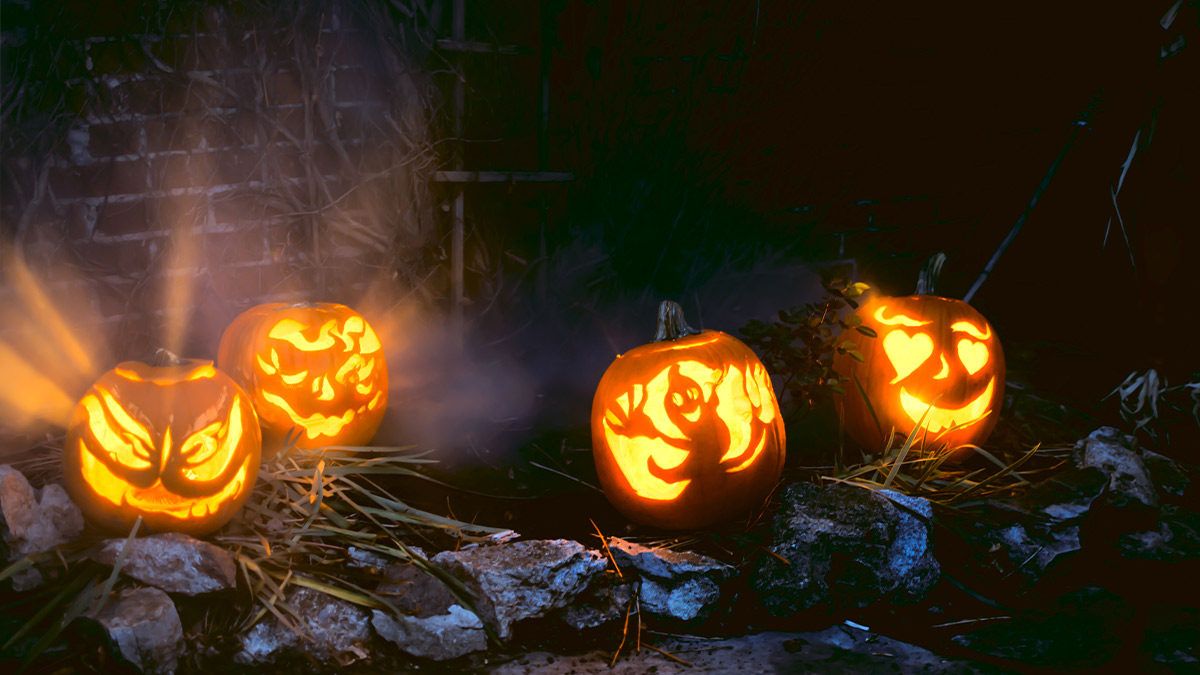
(432, 539, 607, 640)
(1118, 505, 1200, 561)
(607, 537, 735, 622)
(93, 533, 236, 595)
(87, 586, 184, 675)
(486, 627, 1010, 674)
(751, 482, 939, 615)
(1141, 449, 1190, 497)
(370, 559, 488, 660)
(0, 465, 84, 558)
(1074, 427, 1158, 508)
(372, 606, 487, 661)
(560, 580, 632, 631)
(347, 546, 390, 569)
(989, 523, 1081, 582)
(0, 466, 85, 590)
(236, 586, 372, 665)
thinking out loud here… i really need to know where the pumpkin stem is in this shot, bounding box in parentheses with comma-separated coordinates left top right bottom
(653, 300, 702, 342)
(915, 252, 947, 295)
(151, 348, 187, 367)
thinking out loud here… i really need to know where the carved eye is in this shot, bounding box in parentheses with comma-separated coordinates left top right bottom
(82, 387, 155, 470)
(882, 331, 935, 384)
(217, 303, 390, 450)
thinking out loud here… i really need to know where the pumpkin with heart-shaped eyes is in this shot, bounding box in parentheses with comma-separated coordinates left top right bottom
(592, 301, 786, 530)
(833, 255, 1005, 453)
(63, 351, 262, 536)
(218, 302, 388, 453)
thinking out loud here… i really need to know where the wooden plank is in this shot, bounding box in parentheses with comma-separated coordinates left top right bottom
(434, 170, 574, 183)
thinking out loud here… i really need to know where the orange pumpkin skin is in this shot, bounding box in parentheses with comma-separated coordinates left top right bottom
(833, 294, 1005, 453)
(63, 358, 262, 536)
(591, 304, 786, 530)
(217, 303, 388, 452)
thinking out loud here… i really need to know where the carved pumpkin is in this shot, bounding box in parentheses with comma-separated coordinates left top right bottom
(591, 301, 786, 530)
(63, 352, 261, 536)
(833, 255, 1005, 453)
(217, 302, 388, 451)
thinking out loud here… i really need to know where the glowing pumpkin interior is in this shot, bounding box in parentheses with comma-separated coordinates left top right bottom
(64, 358, 261, 535)
(835, 294, 1005, 452)
(218, 303, 388, 450)
(591, 301, 786, 530)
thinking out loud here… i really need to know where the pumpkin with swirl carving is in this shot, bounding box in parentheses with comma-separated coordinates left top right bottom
(591, 301, 786, 530)
(218, 302, 388, 452)
(63, 354, 261, 536)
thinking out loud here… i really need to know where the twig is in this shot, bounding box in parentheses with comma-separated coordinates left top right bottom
(528, 461, 604, 493)
(643, 643, 693, 667)
(590, 519, 623, 579)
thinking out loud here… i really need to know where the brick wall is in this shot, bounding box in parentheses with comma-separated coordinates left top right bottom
(1, 0, 438, 359)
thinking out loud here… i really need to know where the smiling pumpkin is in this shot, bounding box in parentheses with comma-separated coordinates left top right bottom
(834, 295, 1005, 453)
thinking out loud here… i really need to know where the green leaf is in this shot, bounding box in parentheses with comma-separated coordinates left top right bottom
(839, 340, 857, 350)
(830, 385, 847, 395)
(855, 325, 878, 338)
(849, 350, 865, 362)
(843, 315, 863, 327)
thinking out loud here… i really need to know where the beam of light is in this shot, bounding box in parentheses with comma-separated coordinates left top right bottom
(4, 249, 97, 378)
(0, 342, 77, 426)
(161, 222, 201, 357)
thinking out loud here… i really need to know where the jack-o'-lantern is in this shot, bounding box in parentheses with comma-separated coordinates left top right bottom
(833, 255, 1005, 453)
(63, 352, 261, 536)
(217, 302, 387, 452)
(592, 301, 786, 530)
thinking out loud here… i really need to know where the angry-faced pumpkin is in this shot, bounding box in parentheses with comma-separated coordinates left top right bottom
(217, 302, 388, 452)
(63, 353, 261, 536)
(592, 301, 786, 530)
(833, 259, 1005, 453)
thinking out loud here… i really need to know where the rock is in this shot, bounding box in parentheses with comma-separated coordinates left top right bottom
(988, 523, 1081, 582)
(751, 483, 939, 615)
(432, 539, 607, 640)
(348, 546, 391, 569)
(486, 627, 1008, 674)
(93, 533, 237, 595)
(1141, 449, 1190, 497)
(236, 586, 372, 665)
(372, 606, 487, 661)
(607, 537, 735, 622)
(86, 586, 184, 675)
(0, 466, 85, 590)
(953, 586, 1133, 669)
(983, 466, 1106, 583)
(560, 579, 633, 630)
(1074, 427, 1158, 508)
(371, 559, 488, 660)
(1118, 505, 1200, 561)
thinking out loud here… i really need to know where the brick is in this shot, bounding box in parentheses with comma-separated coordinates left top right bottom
(160, 77, 223, 114)
(50, 159, 147, 200)
(146, 116, 191, 153)
(204, 228, 268, 266)
(86, 239, 156, 275)
(212, 194, 269, 226)
(88, 120, 143, 157)
(215, 149, 263, 185)
(334, 68, 380, 103)
(93, 199, 152, 237)
(152, 153, 214, 191)
(211, 263, 289, 299)
(266, 70, 304, 106)
(153, 194, 206, 230)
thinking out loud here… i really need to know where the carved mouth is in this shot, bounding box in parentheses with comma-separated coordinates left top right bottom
(78, 442, 251, 520)
(898, 378, 995, 434)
